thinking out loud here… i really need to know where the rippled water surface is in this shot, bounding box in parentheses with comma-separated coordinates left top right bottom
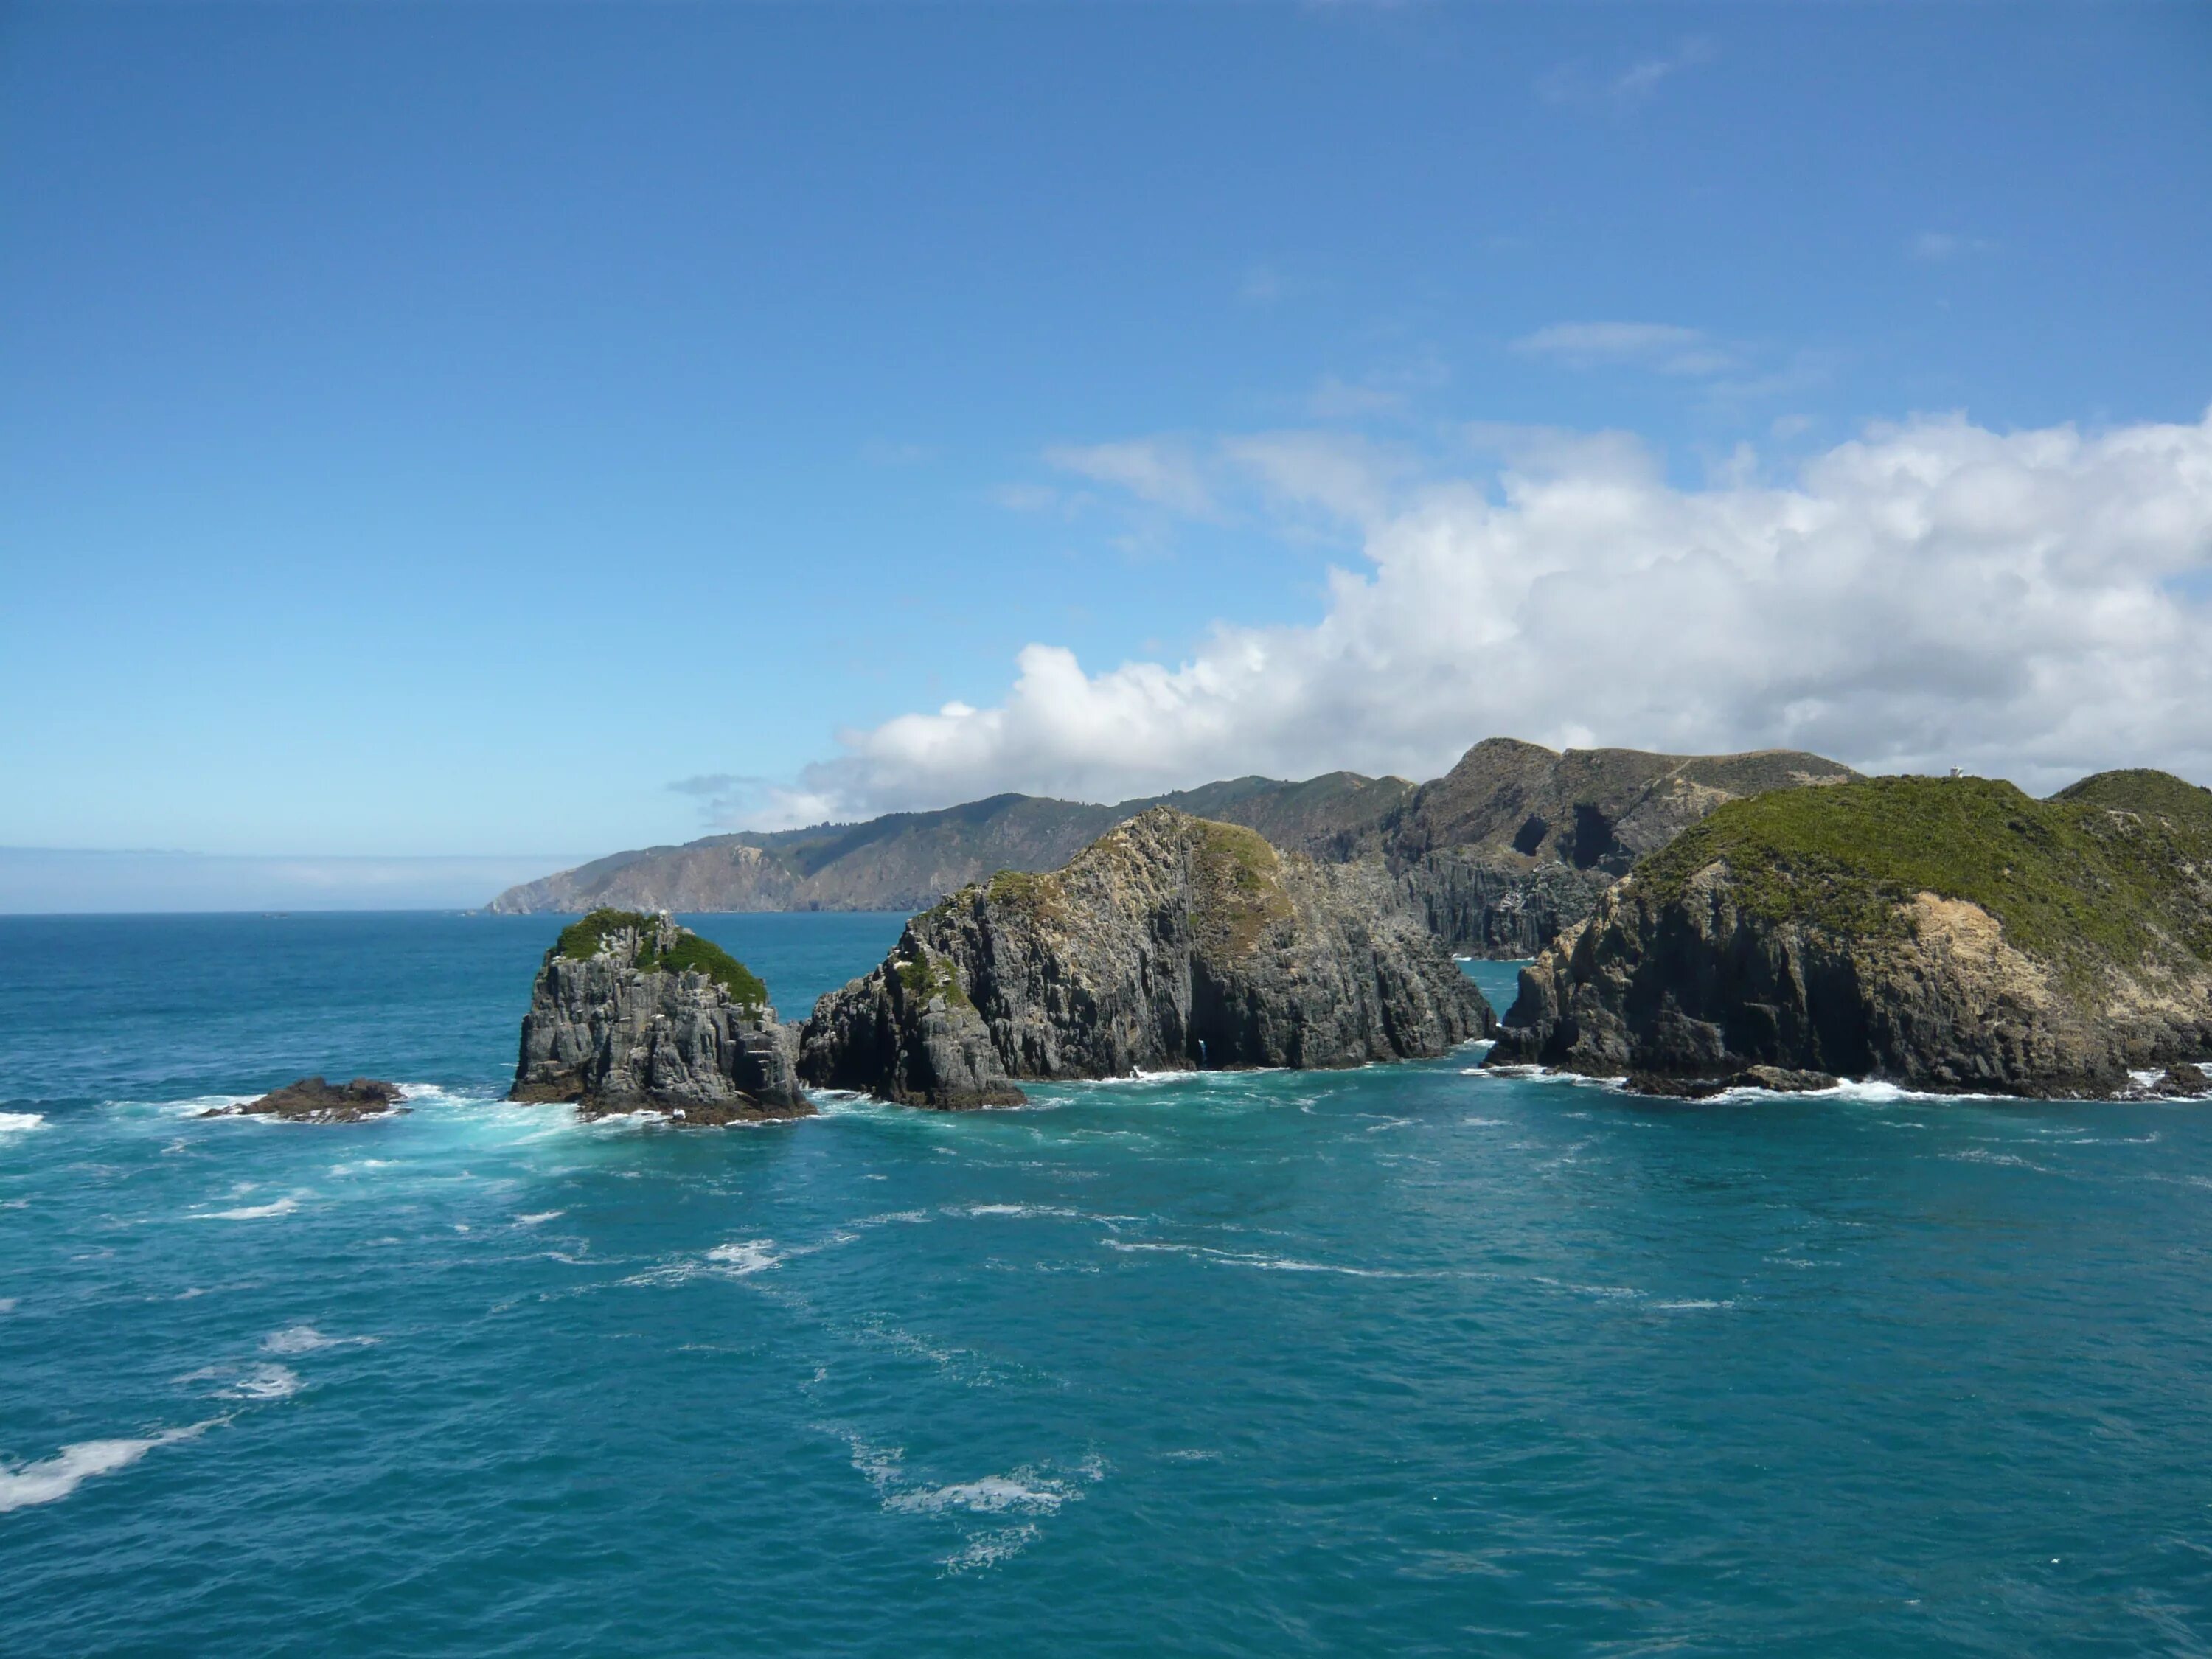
(3, 913, 2210, 1656)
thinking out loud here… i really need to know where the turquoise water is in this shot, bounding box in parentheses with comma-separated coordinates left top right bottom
(3, 914, 2210, 1657)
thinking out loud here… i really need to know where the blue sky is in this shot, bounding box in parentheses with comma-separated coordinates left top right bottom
(3, 2, 2209, 906)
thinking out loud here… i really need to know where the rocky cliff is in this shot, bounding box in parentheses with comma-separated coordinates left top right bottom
(511, 910, 808, 1122)
(1486, 771, 2212, 1097)
(799, 808, 1495, 1108)
(1362, 739, 1860, 956)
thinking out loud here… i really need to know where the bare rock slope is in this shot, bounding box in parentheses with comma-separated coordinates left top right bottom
(1486, 771, 2212, 1098)
(511, 910, 808, 1122)
(799, 808, 1496, 1108)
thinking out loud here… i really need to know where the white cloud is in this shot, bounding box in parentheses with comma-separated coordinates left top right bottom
(1514, 321, 1737, 377)
(783, 408, 2212, 817)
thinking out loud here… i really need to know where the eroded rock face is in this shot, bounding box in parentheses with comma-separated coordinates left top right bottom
(201, 1077, 408, 1122)
(799, 808, 1496, 1109)
(512, 912, 807, 1123)
(1489, 850, 2212, 1102)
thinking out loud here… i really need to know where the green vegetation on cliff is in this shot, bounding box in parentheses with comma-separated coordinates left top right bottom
(554, 907, 768, 1010)
(1633, 771, 2212, 984)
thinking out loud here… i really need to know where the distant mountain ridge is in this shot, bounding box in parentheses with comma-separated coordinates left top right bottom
(487, 740, 1857, 959)
(484, 772, 1415, 916)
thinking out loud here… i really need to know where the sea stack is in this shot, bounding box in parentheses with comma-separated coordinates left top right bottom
(511, 909, 809, 1122)
(1486, 771, 2212, 1099)
(799, 807, 1496, 1108)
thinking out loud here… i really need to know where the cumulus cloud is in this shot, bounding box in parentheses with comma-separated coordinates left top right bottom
(771, 408, 2212, 821)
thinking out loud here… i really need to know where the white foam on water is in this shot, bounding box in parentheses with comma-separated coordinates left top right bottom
(888, 1472, 1076, 1517)
(515, 1211, 566, 1226)
(1652, 1298, 1738, 1312)
(957, 1203, 1080, 1220)
(0, 1298, 17, 1315)
(0, 1419, 223, 1514)
(262, 1326, 375, 1355)
(706, 1240, 780, 1276)
(942, 1524, 1039, 1575)
(0, 1112, 46, 1135)
(191, 1196, 301, 1221)
(220, 1365, 301, 1401)
(1944, 1147, 2047, 1170)
(1103, 1239, 1402, 1278)
(1531, 1275, 1645, 1301)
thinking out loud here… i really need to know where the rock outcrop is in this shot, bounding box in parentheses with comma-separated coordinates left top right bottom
(202, 1077, 408, 1122)
(1487, 771, 2212, 1098)
(1364, 739, 1860, 957)
(511, 910, 807, 1123)
(799, 808, 1495, 1107)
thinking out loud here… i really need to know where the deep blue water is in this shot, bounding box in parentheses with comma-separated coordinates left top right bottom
(3, 912, 2210, 1657)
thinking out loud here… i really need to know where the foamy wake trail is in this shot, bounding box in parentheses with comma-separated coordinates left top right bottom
(838, 1433, 1107, 1573)
(0, 1419, 221, 1514)
(0, 1112, 45, 1135)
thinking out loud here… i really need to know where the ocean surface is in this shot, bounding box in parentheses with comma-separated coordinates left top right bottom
(3, 912, 2210, 1657)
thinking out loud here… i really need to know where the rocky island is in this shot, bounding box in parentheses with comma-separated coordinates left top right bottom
(1486, 770, 2212, 1098)
(799, 807, 1495, 1107)
(511, 909, 808, 1123)
(201, 1077, 408, 1122)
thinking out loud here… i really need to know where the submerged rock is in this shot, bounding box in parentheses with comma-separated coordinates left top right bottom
(511, 910, 808, 1123)
(203, 1077, 408, 1123)
(1489, 772, 2212, 1099)
(799, 808, 1495, 1109)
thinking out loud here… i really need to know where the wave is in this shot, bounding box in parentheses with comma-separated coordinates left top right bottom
(515, 1211, 566, 1226)
(0, 1112, 45, 1135)
(262, 1326, 375, 1355)
(191, 1197, 300, 1221)
(0, 1419, 222, 1514)
(705, 1240, 780, 1276)
(1103, 1239, 1404, 1278)
(220, 1365, 301, 1401)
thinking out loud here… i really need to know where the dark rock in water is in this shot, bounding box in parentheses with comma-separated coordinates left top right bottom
(799, 808, 1495, 1110)
(203, 1077, 408, 1122)
(2143, 1062, 2210, 1099)
(511, 910, 808, 1123)
(1625, 1067, 1837, 1099)
(1489, 772, 2212, 1099)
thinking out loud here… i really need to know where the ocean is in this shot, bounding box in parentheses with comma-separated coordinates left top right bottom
(1, 911, 2208, 1656)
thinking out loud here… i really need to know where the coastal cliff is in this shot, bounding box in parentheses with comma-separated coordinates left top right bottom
(799, 808, 1495, 1107)
(1486, 771, 2212, 1097)
(512, 910, 808, 1122)
(1366, 739, 1860, 956)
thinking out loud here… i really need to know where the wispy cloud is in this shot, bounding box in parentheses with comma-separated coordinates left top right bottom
(1539, 39, 1716, 113)
(1043, 439, 1217, 518)
(1910, 231, 1997, 263)
(1512, 321, 1736, 377)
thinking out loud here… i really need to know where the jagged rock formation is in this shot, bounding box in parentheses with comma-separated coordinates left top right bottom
(1359, 739, 1860, 957)
(1487, 771, 2212, 1098)
(201, 1077, 408, 1122)
(485, 774, 1413, 916)
(510, 910, 808, 1123)
(799, 809, 1495, 1108)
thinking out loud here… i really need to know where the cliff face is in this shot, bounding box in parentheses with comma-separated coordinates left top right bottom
(1366, 739, 1861, 958)
(799, 809, 1495, 1108)
(511, 911, 807, 1122)
(1487, 772, 2212, 1097)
